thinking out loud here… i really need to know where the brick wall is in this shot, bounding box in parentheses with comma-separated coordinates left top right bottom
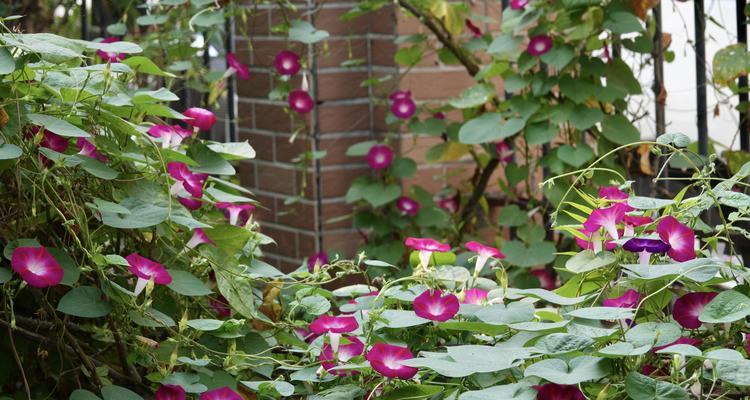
(236, 1, 501, 269)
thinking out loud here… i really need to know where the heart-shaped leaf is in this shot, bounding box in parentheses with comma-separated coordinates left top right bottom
(557, 144, 593, 167)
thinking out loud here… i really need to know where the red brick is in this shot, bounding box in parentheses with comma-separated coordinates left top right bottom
(371, 39, 396, 66)
(242, 8, 271, 35)
(320, 136, 371, 165)
(318, 39, 368, 69)
(317, 166, 372, 198)
(239, 131, 274, 161)
(277, 201, 317, 230)
(275, 135, 311, 163)
(237, 102, 253, 130)
(257, 163, 297, 195)
(369, 5, 396, 34)
(237, 160, 256, 189)
(322, 230, 362, 257)
(251, 40, 307, 68)
(262, 225, 298, 258)
(237, 71, 271, 98)
(253, 193, 277, 223)
(400, 70, 476, 100)
(321, 201, 354, 230)
(254, 103, 293, 132)
(298, 232, 319, 260)
(317, 71, 369, 101)
(318, 103, 370, 133)
(315, 7, 369, 36)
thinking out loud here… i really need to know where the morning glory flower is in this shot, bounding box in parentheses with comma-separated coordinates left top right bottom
(413, 289, 459, 322)
(598, 186, 629, 201)
(465, 19, 482, 38)
(462, 288, 488, 305)
(623, 237, 670, 264)
(225, 52, 249, 80)
(575, 228, 617, 253)
(11, 246, 64, 288)
(583, 203, 629, 241)
(215, 202, 255, 226)
(437, 196, 458, 214)
(531, 267, 557, 290)
(623, 215, 652, 237)
(126, 253, 172, 295)
(274, 50, 301, 76)
(168, 162, 208, 198)
(183, 108, 217, 132)
(209, 295, 232, 319)
(396, 196, 420, 216)
(390, 90, 416, 119)
(496, 140, 513, 163)
(602, 289, 641, 308)
(147, 124, 193, 148)
(288, 89, 315, 114)
(510, 0, 529, 9)
(186, 228, 213, 249)
(405, 237, 451, 268)
(310, 315, 358, 353)
(76, 138, 108, 162)
(319, 336, 365, 376)
(534, 383, 586, 400)
(179, 197, 203, 211)
(527, 35, 552, 56)
(653, 337, 702, 352)
(672, 292, 718, 329)
(308, 251, 329, 273)
(199, 387, 243, 400)
(366, 144, 394, 170)
(657, 216, 696, 262)
(465, 241, 504, 276)
(155, 384, 186, 400)
(366, 343, 418, 379)
(97, 37, 125, 62)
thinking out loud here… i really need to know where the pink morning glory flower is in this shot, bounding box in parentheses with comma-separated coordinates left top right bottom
(199, 387, 243, 400)
(527, 34, 552, 56)
(390, 90, 416, 119)
(76, 138, 108, 163)
(496, 140, 513, 163)
(465, 241, 504, 276)
(462, 288, 488, 305)
(215, 202, 255, 226)
(623, 215, 652, 237)
(413, 289, 459, 322)
(310, 315, 359, 353)
(319, 336, 364, 376)
(147, 124, 193, 148)
(179, 197, 203, 211)
(623, 237, 670, 264)
(225, 52, 249, 80)
(602, 289, 641, 308)
(465, 19, 482, 38)
(534, 383, 586, 400)
(657, 216, 696, 262)
(433, 111, 446, 119)
(531, 267, 557, 290)
(288, 89, 314, 114)
(366, 144, 394, 170)
(97, 37, 125, 62)
(653, 337, 702, 352)
(183, 108, 217, 132)
(155, 384, 186, 400)
(510, 0, 530, 9)
(186, 228, 214, 249)
(396, 196, 420, 217)
(437, 196, 458, 214)
(126, 253, 172, 295)
(40, 129, 69, 153)
(405, 237, 450, 268)
(308, 251, 329, 272)
(168, 162, 208, 198)
(366, 343, 418, 379)
(274, 49, 301, 76)
(672, 292, 718, 329)
(209, 295, 232, 319)
(583, 203, 629, 241)
(575, 229, 617, 253)
(294, 326, 319, 343)
(599, 186, 629, 201)
(10, 246, 64, 288)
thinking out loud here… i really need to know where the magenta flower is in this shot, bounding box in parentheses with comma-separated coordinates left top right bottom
(575, 229, 617, 253)
(602, 289, 641, 308)
(673, 292, 718, 329)
(462, 288, 488, 305)
(531, 267, 557, 290)
(599, 186, 629, 201)
(527, 34, 552, 56)
(274, 49, 301, 76)
(510, 0, 530, 9)
(168, 162, 208, 198)
(186, 228, 213, 249)
(496, 140, 513, 163)
(413, 289, 459, 322)
(97, 37, 125, 62)
(40, 129, 69, 153)
(405, 237, 450, 268)
(179, 197, 203, 211)
(433, 111, 446, 119)
(126, 253, 172, 295)
(534, 383, 586, 400)
(320, 336, 365, 376)
(294, 326, 319, 343)
(147, 124, 193, 148)
(209, 295, 232, 319)
(76, 138, 107, 162)
(465, 241, 504, 275)
(10, 246, 64, 288)
(657, 216, 696, 262)
(288, 89, 314, 114)
(623, 238, 670, 264)
(438, 196, 458, 214)
(366, 343, 418, 379)
(390, 91, 416, 119)
(199, 387, 243, 400)
(366, 144, 394, 170)
(215, 202, 255, 226)
(396, 196, 420, 217)
(465, 19, 482, 38)
(183, 108, 217, 132)
(583, 203, 629, 241)
(309, 315, 358, 335)
(226, 52, 249, 80)
(155, 384, 186, 400)
(308, 251, 329, 272)
(653, 337, 702, 352)
(623, 215, 652, 237)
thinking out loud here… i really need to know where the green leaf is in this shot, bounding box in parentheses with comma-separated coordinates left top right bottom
(540, 45, 575, 70)
(75, 155, 119, 180)
(487, 34, 522, 56)
(215, 266, 257, 320)
(525, 122, 558, 145)
(474, 302, 535, 325)
(362, 182, 401, 207)
(409, 118, 446, 136)
(203, 224, 251, 256)
(191, 9, 225, 28)
(394, 46, 424, 67)
(497, 204, 527, 227)
(624, 322, 681, 348)
(569, 106, 604, 130)
(506, 288, 588, 305)
(69, 389, 102, 400)
(346, 141, 377, 156)
(123, 56, 176, 77)
(48, 248, 79, 286)
(458, 113, 502, 144)
(87, 40, 141, 54)
(0, 47, 15, 74)
(57, 286, 112, 318)
(718, 359, 750, 386)
(381, 385, 444, 400)
(699, 290, 750, 323)
(501, 240, 556, 267)
(27, 113, 89, 138)
(566, 307, 635, 320)
(606, 59, 641, 95)
(625, 372, 689, 400)
(130, 308, 176, 328)
(713, 44, 750, 86)
(299, 295, 331, 315)
(656, 133, 690, 148)
(101, 198, 168, 229)
(101, 385, 143, 400)
(289, 20, 330, 44)
(242, 381, 295, 397)
(602, 114, 640, 145)
(416, 207, 449, 228)
(0, 268, 11, 284)
(604, 11, 643, 34)
(136, 14, 168, 25)
(106, 23, 127, 36)
(390, 157, 417, 178)
(189, 143, 235, 175)
(187, 319, 224, 331)
(167, 270, 212, 296)
(534, 333, 594, 355)
(524, 356, 610, 385)
(459, 383, 536, 400)
(622, 259, 720, 283)
(206, 141, 256, 160)
(0, 143, 21, 160)
(448, 84, 495, 109)
(598, 341, 652, 357)
(626, 196, 675, 210)
(374, 310, 430, 329)
(565, 250, 617, 273)
(557, 144, 593, 167)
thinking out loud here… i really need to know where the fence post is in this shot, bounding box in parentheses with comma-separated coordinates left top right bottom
(738, 0, 749, 151)
(695, 0, 709, 156)
(225, 14, 236, 143)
